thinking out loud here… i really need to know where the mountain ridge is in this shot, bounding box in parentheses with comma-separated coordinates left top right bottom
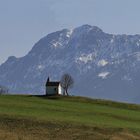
(1, 24, 140, 103)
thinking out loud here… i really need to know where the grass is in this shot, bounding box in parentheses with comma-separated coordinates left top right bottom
(0, 95, 140, 139)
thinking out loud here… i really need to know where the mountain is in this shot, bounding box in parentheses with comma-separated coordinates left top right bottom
(1, 24, 140, 103)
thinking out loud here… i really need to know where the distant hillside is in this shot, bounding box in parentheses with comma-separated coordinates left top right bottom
(1, 25, 140, 103)
(0, 95, 140, 139)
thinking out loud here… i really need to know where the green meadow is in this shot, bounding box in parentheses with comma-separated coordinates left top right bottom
(0, 95, 140, 140)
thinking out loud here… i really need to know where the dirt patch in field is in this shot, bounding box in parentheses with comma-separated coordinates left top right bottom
(110, 132, 140, 140)
(0, 117, 140, 140)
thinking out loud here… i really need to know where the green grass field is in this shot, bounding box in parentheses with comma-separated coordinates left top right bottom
(0, 95, 140, 140)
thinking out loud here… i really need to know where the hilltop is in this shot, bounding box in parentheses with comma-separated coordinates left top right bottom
(0, 95, 140, 139)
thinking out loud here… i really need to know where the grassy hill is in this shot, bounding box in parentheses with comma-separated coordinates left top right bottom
(0, 95, 140, 140)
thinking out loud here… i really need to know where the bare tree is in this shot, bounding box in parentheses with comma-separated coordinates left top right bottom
(0, 85, 8, 95)
(60, 74, 74, 96)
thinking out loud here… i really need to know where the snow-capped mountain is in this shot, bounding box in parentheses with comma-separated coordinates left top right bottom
(1, 24, 140, 103)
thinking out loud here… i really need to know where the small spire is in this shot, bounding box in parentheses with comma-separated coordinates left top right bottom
(47, 77, 50, 83)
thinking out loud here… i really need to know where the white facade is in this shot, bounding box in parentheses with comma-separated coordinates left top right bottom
(46, 83, 63, 95)
(58, 84, 63, 95)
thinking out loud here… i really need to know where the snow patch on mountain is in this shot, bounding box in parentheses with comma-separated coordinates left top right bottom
(98, 72, 110, 79)
(98, 59, 109, 67)
(51, 41, 62, 48)
(110, 35, 115, 43)
(136, 42, 140, 46)
(122, 75, 132, 81)
(66, 29, 73, 38)
(76, 53, 95, 64)
(50, 29, 73, 48)
(37, 65, 45, 71)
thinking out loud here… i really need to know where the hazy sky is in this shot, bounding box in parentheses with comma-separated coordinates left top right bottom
(0, 0, 140, 64)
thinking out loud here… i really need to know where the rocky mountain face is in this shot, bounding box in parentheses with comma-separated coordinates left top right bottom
(1, 25, 140, 103)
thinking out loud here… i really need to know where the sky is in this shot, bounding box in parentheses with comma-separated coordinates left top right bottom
(0, 0, 140, 64)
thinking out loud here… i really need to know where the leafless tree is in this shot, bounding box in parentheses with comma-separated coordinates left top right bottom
(60, 74, 74, 96)
(0, 85, 8, 95)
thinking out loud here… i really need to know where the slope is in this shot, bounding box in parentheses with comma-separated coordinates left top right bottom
(0, 95, 140, 139)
